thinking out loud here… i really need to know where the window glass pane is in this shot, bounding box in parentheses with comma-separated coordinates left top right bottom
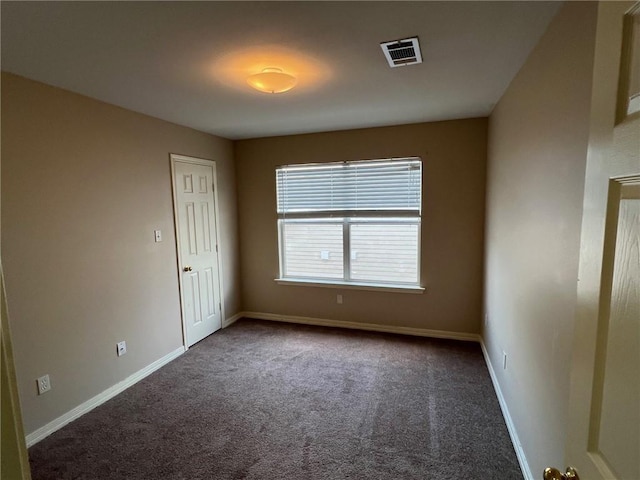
(282, 222, 344, 279)
(350, 223, 419, 284)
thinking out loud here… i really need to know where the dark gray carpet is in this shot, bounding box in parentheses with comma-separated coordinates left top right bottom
(29, 319, 522, 479)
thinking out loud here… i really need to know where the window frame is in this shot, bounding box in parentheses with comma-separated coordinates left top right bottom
(275, 157, 424, 293)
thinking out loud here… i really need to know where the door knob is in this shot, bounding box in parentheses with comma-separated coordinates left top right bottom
(183, 266, 193, 272)
(543, 467, 579, 480)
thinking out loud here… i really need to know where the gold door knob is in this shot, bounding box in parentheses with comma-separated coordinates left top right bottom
(183, 266, 193, 272)
(544, 467, 579, 480)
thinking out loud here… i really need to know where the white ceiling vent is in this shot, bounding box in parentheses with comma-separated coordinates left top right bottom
(380, 37, 422, 68)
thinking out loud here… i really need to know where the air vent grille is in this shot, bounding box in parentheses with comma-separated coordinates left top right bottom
(380, 37, 422, 68)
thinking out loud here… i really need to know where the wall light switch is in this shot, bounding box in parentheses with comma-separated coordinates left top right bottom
(117, 341, 127, 357)
(154, 230, 162, 242)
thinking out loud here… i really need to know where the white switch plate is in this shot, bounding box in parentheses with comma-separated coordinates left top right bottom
(154, 230, 162, 242)
(37, 374, 51, 395)
(117, 341, 127, 357)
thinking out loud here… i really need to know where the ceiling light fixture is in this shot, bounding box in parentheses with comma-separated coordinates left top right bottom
(247, 67, 297, 94)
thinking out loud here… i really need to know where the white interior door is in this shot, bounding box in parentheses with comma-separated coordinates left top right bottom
(547, 2, 640, 480)
(171, 155, 223, 347)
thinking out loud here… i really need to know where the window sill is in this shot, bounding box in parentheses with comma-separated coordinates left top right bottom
(274, 278, 425, 294)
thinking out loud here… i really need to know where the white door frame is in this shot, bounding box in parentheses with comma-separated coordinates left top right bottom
(170, 153, 226, 349)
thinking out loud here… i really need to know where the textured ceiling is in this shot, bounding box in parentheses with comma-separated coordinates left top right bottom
(1, 1, 561, 140)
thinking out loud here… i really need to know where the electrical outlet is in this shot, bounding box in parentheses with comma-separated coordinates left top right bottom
(337, 294, 343, 304)
(503, 351, 508, 370)
(117, 341, 127, 357)
(37, 374, 51, 395)
(154, 230, 162, 242)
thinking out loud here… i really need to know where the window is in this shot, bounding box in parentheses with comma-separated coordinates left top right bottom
(276, 157, 422, 289)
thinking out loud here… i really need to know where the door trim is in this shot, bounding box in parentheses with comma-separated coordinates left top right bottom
(170, 153, 226, 349)
(586, 175, 640, 475)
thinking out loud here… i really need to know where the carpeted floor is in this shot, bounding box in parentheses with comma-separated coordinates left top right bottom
(29, 319, 522, 479)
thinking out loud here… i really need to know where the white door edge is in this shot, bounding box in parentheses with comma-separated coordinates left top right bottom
(169, 153, 226, 350)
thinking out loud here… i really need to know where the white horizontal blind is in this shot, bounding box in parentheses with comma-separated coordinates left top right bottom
(276, 158, 421, 216)
(350, 222, 419, 284)
(282, 222, 344, 279)
(277, 158, 422, 286)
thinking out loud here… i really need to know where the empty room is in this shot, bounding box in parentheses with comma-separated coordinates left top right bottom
(2, 1, 638, 480)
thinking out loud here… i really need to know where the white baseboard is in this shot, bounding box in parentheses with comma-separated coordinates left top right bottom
(26, 346, 185, 447)
(242, 311, 481, 342)
(480, 339, 533, 480)
(222, 312, 243, 329)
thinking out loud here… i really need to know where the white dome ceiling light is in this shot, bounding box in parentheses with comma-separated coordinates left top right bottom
(247, 67, 297, 94)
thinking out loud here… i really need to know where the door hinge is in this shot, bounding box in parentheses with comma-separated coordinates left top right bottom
(219, 302, 222, 311)
(215, 245, 218, 253)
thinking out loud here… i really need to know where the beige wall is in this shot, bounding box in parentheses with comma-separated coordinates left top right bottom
(1, 73, 241, 435)
(484, 2, 597, 477)
(235, 119, 487, 334)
